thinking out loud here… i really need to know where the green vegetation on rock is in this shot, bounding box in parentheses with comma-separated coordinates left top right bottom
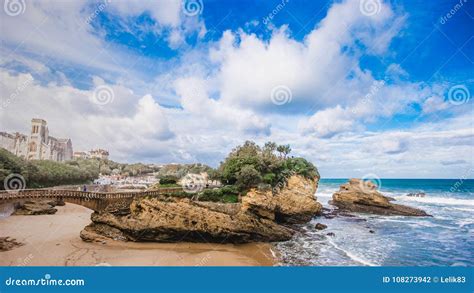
(198, 185, 240, 203)
(0, 148, 96, 189)
(217, 141, 319, 192)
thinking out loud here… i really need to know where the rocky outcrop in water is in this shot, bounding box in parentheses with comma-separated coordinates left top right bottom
(330, 179, 430, 217)
(81, 175, 321, 243)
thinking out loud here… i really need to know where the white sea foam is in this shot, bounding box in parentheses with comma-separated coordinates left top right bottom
(327, 239, 377, 266)
(457, 219, 474, 228)
(395, 195, 474, 207)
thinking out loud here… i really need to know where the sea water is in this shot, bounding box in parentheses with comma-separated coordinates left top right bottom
(276, 179, 474, 266)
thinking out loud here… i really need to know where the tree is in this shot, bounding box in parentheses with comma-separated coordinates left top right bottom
(217, 141, 319, 193)
(236, 165, 262, 190)
(277, 144, 291, 158)
(207, 169, 221, 182)
(263, 141, 277, 153)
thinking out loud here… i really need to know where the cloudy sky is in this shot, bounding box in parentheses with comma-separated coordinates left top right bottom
(0, 0, 473, 178)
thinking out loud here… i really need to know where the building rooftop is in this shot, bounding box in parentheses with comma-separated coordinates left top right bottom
(31, 118, 47, 124)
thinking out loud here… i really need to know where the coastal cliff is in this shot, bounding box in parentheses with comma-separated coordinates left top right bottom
(81, 175, 321, 243)
(243, 175, 322, 223)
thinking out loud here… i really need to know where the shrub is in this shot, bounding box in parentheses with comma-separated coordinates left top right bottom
(236, 164, 262, 190)
(159, 175, 178, 185)
(262, 173, 276, 184)
(198, 185, 239, 203)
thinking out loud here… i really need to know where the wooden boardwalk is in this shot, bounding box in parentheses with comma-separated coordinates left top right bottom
(0, 187, 184, 212)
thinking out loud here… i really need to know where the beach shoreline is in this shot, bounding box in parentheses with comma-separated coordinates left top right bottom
(0, 204, 275, 266)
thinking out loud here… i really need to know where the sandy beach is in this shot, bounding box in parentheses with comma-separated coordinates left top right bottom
(0, 204, 275, 266)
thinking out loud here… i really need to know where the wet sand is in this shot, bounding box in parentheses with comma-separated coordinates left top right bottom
(0, 204, 275, 266)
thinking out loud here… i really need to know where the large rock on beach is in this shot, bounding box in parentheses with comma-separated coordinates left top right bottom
(81, 175, 322, 243)
(81, 197, 293, 243)
(329, 179, 430, 217)
(13, 199, 59, 215)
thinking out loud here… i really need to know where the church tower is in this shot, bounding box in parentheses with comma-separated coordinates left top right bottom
(28, 118, 47, 160)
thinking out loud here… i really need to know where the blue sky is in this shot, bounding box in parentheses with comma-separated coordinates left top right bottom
(0, 0, 473, 178)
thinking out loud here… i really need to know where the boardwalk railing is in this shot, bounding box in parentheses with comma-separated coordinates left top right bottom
(0, 187, 184, 201)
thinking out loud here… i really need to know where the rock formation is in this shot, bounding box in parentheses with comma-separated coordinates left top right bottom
(13, 199, 62, 215)
(81, 175, 322, 243)
(314, 223, 327, 230)
(330, 179, 430, 216)
(0, 237, 24, 251)
(273, 175, 322, 223)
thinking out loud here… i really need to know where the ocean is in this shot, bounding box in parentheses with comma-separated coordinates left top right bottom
(276, 179, 474, 266)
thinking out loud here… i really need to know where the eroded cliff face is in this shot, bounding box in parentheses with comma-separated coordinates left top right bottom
(330, 179, 430, 217)
(243, 175, 322, 224)
(81, 175, 321, 243)
(274, 175, 322, 223)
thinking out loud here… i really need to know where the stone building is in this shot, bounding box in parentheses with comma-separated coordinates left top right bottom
(73, 149, 109, 160)
(73, 151, 89, 159)
(89, 149, 109, 160)
(0, 118, 73, 162)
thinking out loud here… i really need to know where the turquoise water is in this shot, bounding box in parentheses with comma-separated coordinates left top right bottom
(276, 179, 474, 266)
